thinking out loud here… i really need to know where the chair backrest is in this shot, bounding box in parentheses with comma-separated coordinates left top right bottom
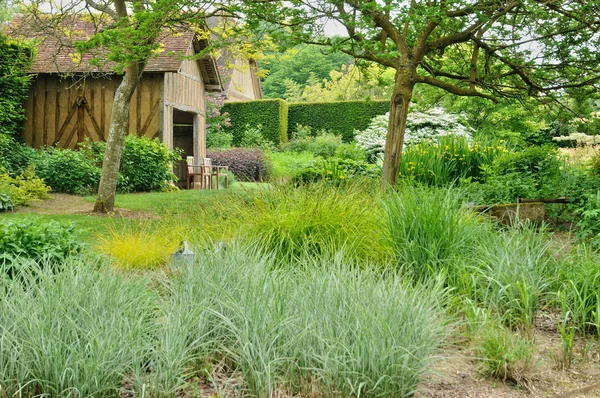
(203, 158, 212, 167)
(186, 156, 195, 174)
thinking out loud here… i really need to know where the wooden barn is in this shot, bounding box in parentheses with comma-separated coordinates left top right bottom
(9, 16, 263, 183)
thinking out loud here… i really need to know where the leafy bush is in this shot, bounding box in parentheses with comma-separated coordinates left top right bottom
(282, 125, 343, 159)
(0, 219, 83, 278)
(334, 142, 367, 161)
(0, 133, 35, 174)
(268, 150, 316, 181)
(0, 192, 14, 212)
(222, 99, 288, 145)
(288, 100, 389, 142)
(355, 107, 473, 157)
(292, 158, 379, 185)
(462, 145, 564, 204)
(206, 130, 233, 149)
(33, 147, 101, 195)
(239, 124, 275, 150)
(119, 136, 180, 192)
(207, 148, 270, 182)
(0, 169, 50, 206)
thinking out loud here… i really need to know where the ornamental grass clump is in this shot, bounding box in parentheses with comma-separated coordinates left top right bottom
(0, 260, 155, 397)
(194, 181, 390, 264)
(384, 185, 484, 281)
(470, 224, 554, 331)
(95, 221, 184, 270)
(158, 246, 449, 396)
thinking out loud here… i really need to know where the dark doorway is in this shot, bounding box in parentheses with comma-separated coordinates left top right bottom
(172, 109, 196, 188)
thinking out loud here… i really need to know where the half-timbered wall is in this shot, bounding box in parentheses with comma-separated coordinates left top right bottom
(23, 74, 163, 149)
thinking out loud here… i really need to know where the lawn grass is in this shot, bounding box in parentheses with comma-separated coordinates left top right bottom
(83, 182, 269, 213)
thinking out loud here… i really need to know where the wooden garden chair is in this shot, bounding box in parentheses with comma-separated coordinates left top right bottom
(203, 158, 229, 189)
(186, 156, 210, 189)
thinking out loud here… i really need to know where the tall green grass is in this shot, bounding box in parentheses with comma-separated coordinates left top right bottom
(556, 245, 600, 338)
(193, 182, 391, 264)
(399, 136, 509, 186)
(384, 185, 483, 280)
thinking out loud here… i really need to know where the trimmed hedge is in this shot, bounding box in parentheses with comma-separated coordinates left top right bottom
(0, 34, 32, 136)
(222, 99, 288, 146)
(288, 100, 389, 142)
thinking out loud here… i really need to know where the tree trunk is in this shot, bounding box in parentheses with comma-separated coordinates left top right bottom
(93, 70, 140, 213)
(381, 83, 413, 186)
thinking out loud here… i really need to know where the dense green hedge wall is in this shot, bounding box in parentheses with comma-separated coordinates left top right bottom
(0, 34, 32, 136)
(288, 100, 389, 142)
(222, 99, 288, 146)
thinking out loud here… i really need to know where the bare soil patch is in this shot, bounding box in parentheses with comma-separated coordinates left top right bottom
(17, 194, 158, 219)
(417, 319, 600, 398)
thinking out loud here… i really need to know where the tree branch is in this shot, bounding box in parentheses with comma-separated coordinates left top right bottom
(415, 74, 498, 102)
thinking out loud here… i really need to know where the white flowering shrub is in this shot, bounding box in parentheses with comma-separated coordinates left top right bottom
(553, 132, 600, 146)
(354, 107, 473, 156)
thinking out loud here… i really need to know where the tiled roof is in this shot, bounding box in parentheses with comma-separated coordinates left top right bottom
(7, 15, 197, 74)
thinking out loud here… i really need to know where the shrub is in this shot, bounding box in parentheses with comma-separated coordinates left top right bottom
(0, 219, 83, 278)
(0, 192, 14, 212)
(33, 147, 101, 195)
(288, 100, 389, 142)
(79, 136, 181, 193)
(240, 124, 274, 150)
(120, 136, 180, 192)
(268, 150, 316, 181)
(0, 169, 50, 206)
(0, 133, 35, 174)
(355, 107, 473, 157)
(207, 148, 270, 182)
(493, 145, 561, 182)
(292, 158, 380, 185)
(206, 130, 233, 149)
(334, 142, 367, 161)
(222, 99, 288, 145)
(282, 125, 343, 158)
(463, 145, 564, 204)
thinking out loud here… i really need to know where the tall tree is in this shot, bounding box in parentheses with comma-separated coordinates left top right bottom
(242, 0, 600, 185)
(20, 0, 231, 212)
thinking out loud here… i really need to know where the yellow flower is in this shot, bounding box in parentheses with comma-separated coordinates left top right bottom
(503, 149, 509, 153)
